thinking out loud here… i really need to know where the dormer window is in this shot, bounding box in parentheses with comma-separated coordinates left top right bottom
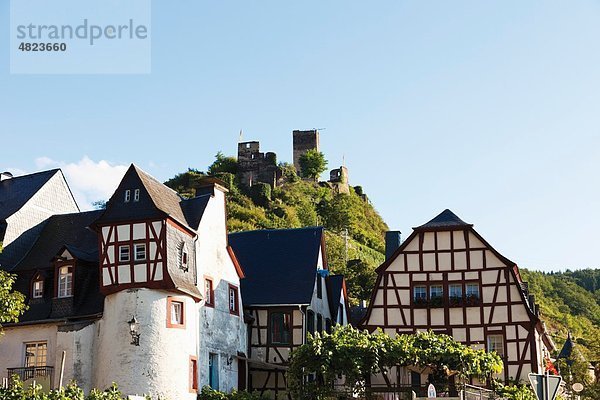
(178, 243, 188, 271)
(124, 190, 131, 202)
(57, 266, 73, 298)
(134, 189, 140, 202)
(32, 278, 44, 299)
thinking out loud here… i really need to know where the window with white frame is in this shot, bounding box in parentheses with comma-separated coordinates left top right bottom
(449, 284, 463, 299)
(58, 266, 73, 298)
(466, 283, 480, 299)
(430, 285, 443, 299)
(204, 278, 214, 307)
(178, 243, 188, 271)
(134, 188, 140, 202)
(487, 334, 504, 357)
(168, 299, 184, 327)
(24, 342, 47, 367)
(413, 285, 427, 301)
(119, 245, 130, 262)
(124, 190, 131, 202)
(33, 278, 44, 299)
(134, 243, 146, 261)
(229, 285, 239, 315)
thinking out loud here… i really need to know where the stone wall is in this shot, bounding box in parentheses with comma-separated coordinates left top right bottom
(237, 141, 282, 188)
(292, 130, 319, 174)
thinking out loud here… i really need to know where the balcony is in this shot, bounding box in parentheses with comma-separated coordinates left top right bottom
(6, 366, 54, 390)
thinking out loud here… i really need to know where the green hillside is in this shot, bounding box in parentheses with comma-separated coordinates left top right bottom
(164, 155, 388, 305)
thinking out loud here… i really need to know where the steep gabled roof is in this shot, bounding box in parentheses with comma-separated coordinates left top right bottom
(229, 227, 324, 306)
(13, 210, 102, 271)
(0, 169, 62, 221)
(327, 274, 344, 318)
(414, 209, 472, 230)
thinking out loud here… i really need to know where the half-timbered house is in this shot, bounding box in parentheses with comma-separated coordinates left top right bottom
(0, 166, 247, 399)
(228, 227, 349, 399)
(361, 209, 555, 387)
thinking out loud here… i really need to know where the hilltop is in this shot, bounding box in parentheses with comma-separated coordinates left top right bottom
(164, 154, 388, 305)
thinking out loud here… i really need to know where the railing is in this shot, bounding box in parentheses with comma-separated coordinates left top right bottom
(463, 384, 505, 400)
(332, 383, 460, 399)
(6, 366, 54, 389)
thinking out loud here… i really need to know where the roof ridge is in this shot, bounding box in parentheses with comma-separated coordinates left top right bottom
(132, 164, 182, 199)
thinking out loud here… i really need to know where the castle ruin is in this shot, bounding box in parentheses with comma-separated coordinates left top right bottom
(237, 141, 282, 188)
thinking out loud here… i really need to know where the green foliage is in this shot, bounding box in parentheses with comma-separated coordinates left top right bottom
(0, 379, 135, 400)
(298, 149, 327, 180)
(199, 386, 270, 400)
(164, 168, 207, 199)
(0, 271, 27, 333)
(287, 325, 503, 399)
(208, 152, 238, 175)
(279, 162, 299, 183)
(492, 381, 537, 400)
(249, 183, 271, 207)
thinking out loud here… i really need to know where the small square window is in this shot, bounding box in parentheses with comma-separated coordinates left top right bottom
(33, 279, 44, 298)
(119, 245, 130, 262)
(449, 284, 463, 298)
(58, 266, 73, 298)
(134, 189, 140, 202)
(413, 285, 427, 301)
(430, 285, 443, 299)
(134, 243, 146, 261)
(124, 190, 131, 203)
(228, 285, 239, 315)
(168, 298, 185, 328)
(487, 334, 504, 357)
(466, 283, 480, 299)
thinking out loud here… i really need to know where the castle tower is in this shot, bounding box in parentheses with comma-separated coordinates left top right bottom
(292, 129, 320, 174)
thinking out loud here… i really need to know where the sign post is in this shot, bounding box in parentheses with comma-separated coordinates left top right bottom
(529, 373, 562, 400)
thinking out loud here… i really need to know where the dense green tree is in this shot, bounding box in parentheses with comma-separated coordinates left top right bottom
(208, 152, 238, 175)
(298, 149, 328, 181)
(0, 271, 27, 334)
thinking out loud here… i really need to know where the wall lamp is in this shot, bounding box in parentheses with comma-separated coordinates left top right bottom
(128, 316, 141, 346)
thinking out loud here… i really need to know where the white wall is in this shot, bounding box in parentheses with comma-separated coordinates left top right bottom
(94, 289, 198, 400)
(196, 188, 247, 392)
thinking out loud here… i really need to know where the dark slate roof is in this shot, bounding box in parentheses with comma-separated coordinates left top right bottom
(0, 170, 60, 221)
(11, 210, 104, 323)
(97, 164, 212, 231)
(415, 209, 472, 230)
(327, 275, 344, 318)
(349, 305, 368, 327)
(557, 332, 575, 360)
(229, 227, 324, 306)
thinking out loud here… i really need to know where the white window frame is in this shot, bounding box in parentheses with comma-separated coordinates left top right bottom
(179, 243, 188, 270)
(466, 283, 480, 298)
(170, 301, 184, 325)
(119, 245, 130, 262)
(449, 283, 463, 298)
(24, 341, 48, 367)
(429, 284, 443, 299)
(487, 334, 504, 357)
(133, 188, 140, 202)
(57, 266, 73, 298)
(413, 285, 427, 301)
(124, 189, 131, 203)
(33, 279, 44, 299)
(134, 243, 146, 261)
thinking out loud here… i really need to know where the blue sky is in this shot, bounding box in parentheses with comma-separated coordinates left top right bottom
(1, 1, 599, 271)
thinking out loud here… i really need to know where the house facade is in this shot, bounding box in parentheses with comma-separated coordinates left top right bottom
(0, 166, 247, 399)
(361, 209, 555, 386)
(229, 227, 349, 399)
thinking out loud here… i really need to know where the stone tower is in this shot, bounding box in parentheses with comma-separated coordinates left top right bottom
(292, 129, 320, 174)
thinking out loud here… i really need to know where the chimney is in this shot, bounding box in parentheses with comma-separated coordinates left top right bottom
(385, 231, 402, 260)
(0, 172, 13, 182)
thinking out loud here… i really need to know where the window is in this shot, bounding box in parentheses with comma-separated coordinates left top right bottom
(306, 310, 315, 338)
(134, 189, 140, 202)
(119, 245, 130, 262)
(229, 285, 239, 315)
(413, 285, 427, 301)
(134, 243, 146, 261)
(325, 318, 332, 334)
(124, 189, 131, 202)
(32, 278, 44, 299)
(466, 283, 480, 299)
(167, 297, 185, 328)
(24, 342, 47, 367)
(270, 312, 291, 344)
(449, 284, 463, 299)
(317, 313, 323, 332)
(204, 278, 214, 307)
(338, 304, 344, 324)
(58, 266, 73, 298)
(487, 335, 504, 357)
(430, 285, 443, 299)
(190, 356, 198, 392)
(316, 274, 322, 299)
(178, 243, 188, 271)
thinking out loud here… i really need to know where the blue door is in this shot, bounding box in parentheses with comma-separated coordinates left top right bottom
(209, 353, 219, 390)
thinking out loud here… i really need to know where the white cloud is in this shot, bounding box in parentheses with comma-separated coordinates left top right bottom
(35, 156, 128, 210)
